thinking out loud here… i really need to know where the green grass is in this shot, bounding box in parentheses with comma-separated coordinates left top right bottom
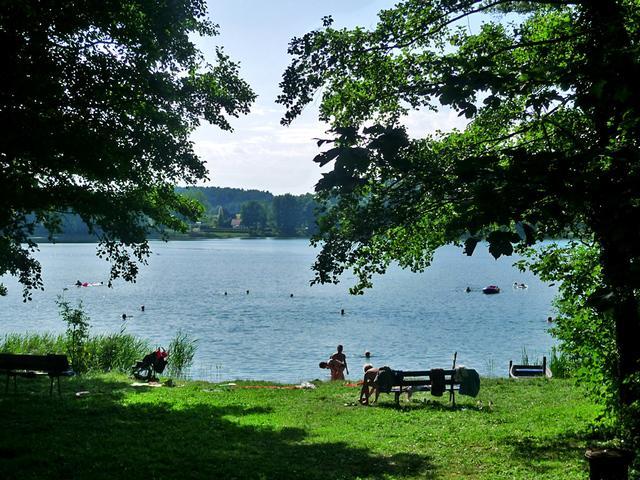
(0, 376, 600, 479)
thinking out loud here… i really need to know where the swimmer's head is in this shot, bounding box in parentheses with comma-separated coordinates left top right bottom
(364, 351, 371, 358)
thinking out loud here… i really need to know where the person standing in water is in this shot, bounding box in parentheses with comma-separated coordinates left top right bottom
(319, 359, 346, 381)
(330, 344, 349, 378)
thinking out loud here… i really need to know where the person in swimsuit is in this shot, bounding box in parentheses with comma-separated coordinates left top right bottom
(359, 364, 381, 405)
(330, 344, 349, 379)
(319, 358, 346, 381)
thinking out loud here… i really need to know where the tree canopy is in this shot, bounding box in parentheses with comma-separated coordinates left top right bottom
(273, 194, 302, 236)
(240, 200, 268, 232)
(1, 0, 255, 298)
(279, 0, 640, 445)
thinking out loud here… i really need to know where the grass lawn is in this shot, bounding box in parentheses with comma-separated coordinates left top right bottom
(0, 375, 599, 479)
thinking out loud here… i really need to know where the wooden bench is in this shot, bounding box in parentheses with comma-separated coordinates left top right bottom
(378, 353, 481, 406)
(0, 354, 75, 396)
(390, 368, 460, 406)
(509, 356, 552, 378)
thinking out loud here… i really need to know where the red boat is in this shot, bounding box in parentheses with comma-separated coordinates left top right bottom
(482, 285, 500, 294)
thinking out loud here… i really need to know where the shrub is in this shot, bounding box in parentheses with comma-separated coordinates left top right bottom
(57, 298, 91, 373)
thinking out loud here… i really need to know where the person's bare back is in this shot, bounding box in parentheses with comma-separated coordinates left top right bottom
(360, 364, 380, 405)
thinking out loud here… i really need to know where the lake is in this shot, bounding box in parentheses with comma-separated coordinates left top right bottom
(0, 239, 558, 383)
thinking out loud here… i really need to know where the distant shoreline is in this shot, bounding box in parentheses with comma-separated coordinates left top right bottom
(29, 232, 311, 243)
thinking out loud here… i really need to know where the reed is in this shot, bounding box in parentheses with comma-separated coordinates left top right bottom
(520, 346, 530, 365)
(0, 332, 66, 354)
(167, 330, 198, 377)
(85, 333, 149, 373)
(549, 345, 574, 379)
(484, 356, 496, 377)
(0, 331, 148, 374)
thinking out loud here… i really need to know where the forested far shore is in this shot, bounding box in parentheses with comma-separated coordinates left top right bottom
(29, 186, 319, 241)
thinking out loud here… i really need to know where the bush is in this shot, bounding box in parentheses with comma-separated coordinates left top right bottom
(518, 243, 620, 432)
(57, 298, 91, 373)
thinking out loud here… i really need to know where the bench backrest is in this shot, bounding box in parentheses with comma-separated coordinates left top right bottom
(393, 369, 457, 386)
(509, 356, 548, 377)
(0, 353, 71, 373)
(510, 365, 545, 376)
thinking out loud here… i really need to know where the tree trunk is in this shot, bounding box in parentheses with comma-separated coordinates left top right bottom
(598, 241, 640, 426)
(584, 0, 640, 423)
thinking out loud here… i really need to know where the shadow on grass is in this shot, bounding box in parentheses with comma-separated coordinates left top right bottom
(0, 376, 435, 480)
(373, 396, 486, 413)
(501, 431, 592, 475)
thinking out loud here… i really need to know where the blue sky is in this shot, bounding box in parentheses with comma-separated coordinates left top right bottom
(192, 1, 467, 194)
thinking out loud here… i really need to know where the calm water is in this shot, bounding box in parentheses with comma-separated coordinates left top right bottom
(0, 239, 558, 383)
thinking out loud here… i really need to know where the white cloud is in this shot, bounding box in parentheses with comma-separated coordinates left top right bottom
(404, 107, 470, 138)
(191, 94, 468, 195)
(185, 1, 474, 195)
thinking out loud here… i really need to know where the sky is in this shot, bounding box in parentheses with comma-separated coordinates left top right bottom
(191, 1, 468, 195)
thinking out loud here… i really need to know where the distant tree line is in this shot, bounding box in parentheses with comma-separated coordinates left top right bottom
(179, 187, 318, 236)
(33, 187, 319, 239)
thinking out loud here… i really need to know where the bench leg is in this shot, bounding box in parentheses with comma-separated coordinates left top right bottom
(395, 391, 401, 406)
(48, 377, 62, 396)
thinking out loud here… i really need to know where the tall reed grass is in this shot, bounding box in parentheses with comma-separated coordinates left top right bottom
(484, 357, 496, 377)
(86, 334, 149, 373)
(0, 332, 65, 354)
(0, 332, 149, 374)
(167, 330, 197, 378)
(519, 346, 542, 366)
(548, 346, 574, 378)
(1, 299, 195, 377)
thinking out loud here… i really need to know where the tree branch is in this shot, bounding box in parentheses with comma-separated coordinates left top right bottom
(360, 0, 583, 54)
